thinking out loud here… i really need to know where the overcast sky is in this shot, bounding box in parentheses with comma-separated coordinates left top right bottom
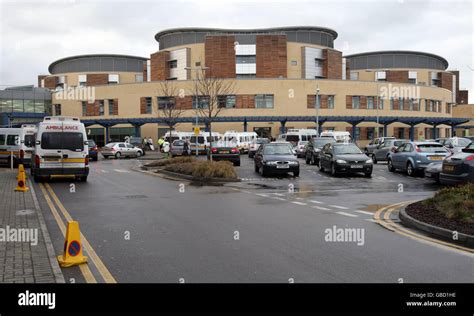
(1, 0, 472, 102)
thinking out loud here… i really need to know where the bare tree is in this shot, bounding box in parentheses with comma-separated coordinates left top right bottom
(157, 80, 186, 155)
(191, 68, 235, 161)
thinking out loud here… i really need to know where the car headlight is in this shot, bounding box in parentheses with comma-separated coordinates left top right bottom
(336, 159, 347, 164)
(265, 161, 277, 165)
(288, 161, 299, 165)
(365, 159, 373, 164)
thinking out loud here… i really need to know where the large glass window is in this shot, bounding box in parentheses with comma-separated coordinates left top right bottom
(217, 95, 236, 108)
(24, 99, 34, 113)
(158, 97, 176, 109)
(236, 56, 256, 64)
(192, 96, 210, 109)
(41, 132, 84, 151)
(12, 99, 23, 112)
(327, 95, 335, 109)
(34, 99, 45, 113)
(0, 98, 8, 112)
(255, 94, 274, 109)
(367, 97, 374, 109)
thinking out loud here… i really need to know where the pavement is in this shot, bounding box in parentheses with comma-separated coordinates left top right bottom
(0, 168, 64, 283)
(23, 155, 474, 283)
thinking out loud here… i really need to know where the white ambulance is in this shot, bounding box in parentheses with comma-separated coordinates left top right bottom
(31, 116, 89, 182)
(0, 125, 37, 167)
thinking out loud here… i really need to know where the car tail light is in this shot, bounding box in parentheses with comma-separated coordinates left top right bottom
(231, 148, 239, 153)
(92, 146, 97, 151)
(466, 155, 474, 161)
(85, 155, 89, 165)
(415, 146, 422, 153)
(211, 148, 217, 153)
(35, 154, 40, 166)
(20, 149, 24, 159)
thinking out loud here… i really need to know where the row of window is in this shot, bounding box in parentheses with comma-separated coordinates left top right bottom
(0, 98, 52, 114)
(349, 96, 450, 113)
(81, 100, 116, 116)
(350, 71, 445, 86)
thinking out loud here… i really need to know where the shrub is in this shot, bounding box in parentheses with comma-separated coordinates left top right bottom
(422, 183, 474, 222)
(146, 156, 195, 167)
(162, 160, 237, 179)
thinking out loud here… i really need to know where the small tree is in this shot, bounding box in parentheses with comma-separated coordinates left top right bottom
(157, 80, 186, 156)
(191, 68, 235, 160)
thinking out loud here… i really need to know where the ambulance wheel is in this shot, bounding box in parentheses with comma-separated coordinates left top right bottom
(79, 176, 88, 182)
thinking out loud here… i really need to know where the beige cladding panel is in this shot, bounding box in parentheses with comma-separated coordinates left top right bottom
(53, 72, 142, 87)
(351, 68, 437, 86)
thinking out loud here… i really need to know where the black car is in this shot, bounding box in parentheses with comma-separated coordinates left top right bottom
(305, 137, 336, 165)
(209, 141, 241, 166)
(254, 143, 299, 177)
(439, 141, 474, 185)
(86, 140, 98, 161)
(319, 143, 373, 177)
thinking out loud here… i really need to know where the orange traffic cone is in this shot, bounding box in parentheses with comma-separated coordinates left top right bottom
(15, 164, 29, 192)
(57, 221, 88, 268)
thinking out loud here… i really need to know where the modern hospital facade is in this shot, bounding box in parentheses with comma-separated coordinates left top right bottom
(2, 26, 472, 146)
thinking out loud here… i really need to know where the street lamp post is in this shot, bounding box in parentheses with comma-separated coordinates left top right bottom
(315, 85, 320, 135)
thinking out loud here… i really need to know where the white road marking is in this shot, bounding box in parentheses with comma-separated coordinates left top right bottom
(309, 200, 323, 204)
(256, 193, 270, 197)
(273, 197, 287, 201)
(365, 219, 377, 223)
(355, 210, 374, 215)
(100, 170, 108, 173)
(291, 201, 307, 206)
(312, 206, 330, 211)
(336, 211, 358, 217)
(114, 169, 130, 173)
(329, 205, 349, 210)
(272, 193, 285, 196)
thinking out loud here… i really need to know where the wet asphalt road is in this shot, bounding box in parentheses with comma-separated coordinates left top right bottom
(33, 155, 474, 283)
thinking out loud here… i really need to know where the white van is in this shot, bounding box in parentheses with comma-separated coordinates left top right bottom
(31, 116, 89, 182)
(278, 129, 318, 146)
(164, 131, 193, 143)
(0, 125, 37, 167)
(320, 130, 352, 143)
(223, 131, 257, 153)
(190, 131, 222, 154)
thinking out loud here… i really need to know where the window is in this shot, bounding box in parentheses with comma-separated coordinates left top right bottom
(218, 95, 236, 108)
(192, 96, 210, 109)
(108, 74, 119, 84)
(430, 72, 439, 86)
(195, 62, 201, 67)
(236, 56, 256, 64)
(390, 98, 394, 110)
(168, 60, 178, 69)
(99, 100, 104, 116)
(54, 104, 61, 115)
(351, 96, 360, 109)
(255, 94, 274, 109)
(158, 97, 175, 109)
(350, 72, 359, 81)
(108, 100, 114, 115)
(399, 98, 404, 110)
(367, 96, 374, 109)
(145, 97, 152, 114)
(376, 71, 386, 81)
(13, 99, 23, 112)
(378, 97, 384, 110)
(408, 71, 417, 84)
(82, 101, 87, 116)
(408, 98, 414, 111)
(78, 75, 87, 86)
(0, 134, 5, 145)
(327, 95, 335, 109)
(314, 95, 322, 109)
(291, 60, 297, 66)
(7, 134, 17, 145)
(315, 59, 324, 68)
(41, 132, 84, 151)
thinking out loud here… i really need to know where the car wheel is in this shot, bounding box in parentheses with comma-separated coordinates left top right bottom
(371, 154, 377, 164)
(293, 170, 300, 177)
(136, 151, 142, 158)
(319, 159, 325, 172)
(387, 159, 395, 172)
(115, 152, 121, 159)
(364, 171, 372, 178)
(330, 163, 337, 176)
(407, 162, 415, 177)
(79, 176, 87, 182)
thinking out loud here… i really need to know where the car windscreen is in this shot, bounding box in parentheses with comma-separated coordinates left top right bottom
(393, 140, 408, 147)
(190, 136, 205, 144)
(285, 135, 299, 142)
(41, 132, 84, 151)
(263, 145, 293, 155)
(314, 139, 334, 147)
(334, 145, 362, 155)
(173, 140, 185, 146)
(256, 139, 270, 144)
(417, 144, 448, 153)
(455, 138, 471, 147)
(24, 135, 35, 148)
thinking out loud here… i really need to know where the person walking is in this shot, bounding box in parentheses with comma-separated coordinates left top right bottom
(162, 140, 170, 158)
(183, 140, 190, 156)
(158, 137, 165, 152)
(148, 137, 154, 151)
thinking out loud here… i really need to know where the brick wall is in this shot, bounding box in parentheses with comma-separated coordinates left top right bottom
(439, 72, 453, 91)
(386, 71, 408, 83)
(323, 49, 342, 79)
(176, 96, 193, 110)
(346, 95, 352, 109)
(112, 99, 119, 115)
(360, 96, 367, 109)
(143, 63, 148, 82)
(205, 36, 236, 78)
(86, 101, 100, 116)
(236, 95, 255, 108)
(43, 76, 58, 89)
(307, 95, 329, 109)
(37, 75, 47, 88)
(150, 51, 170, 81)
(140, 97, 148, 114)
(458, 90, 469, 104)
(256, 35, 287, 78)
(86, 74, 108, 86)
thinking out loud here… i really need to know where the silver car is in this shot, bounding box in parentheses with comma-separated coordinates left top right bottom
(364, 137, 395, 154)
(435, 137, 471, 154)
(371, 139, 409, 164)
(101, 142, 143, 159)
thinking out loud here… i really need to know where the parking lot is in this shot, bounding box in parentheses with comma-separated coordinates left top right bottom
(12, 150, 470, 284)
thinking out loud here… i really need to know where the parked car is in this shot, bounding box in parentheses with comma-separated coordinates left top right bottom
(86, 140, 98, 161)
(101, 142, 143, 159)
(305, 137, 336, 165)
(209, 141, 240, 166)
(170, 140, 189, 157)
(465, 136, 474, 143)
(318, 142, 373, 177)
(364, 137, 395, 155)
(387, 141, 450, 176)
(126, 136, 147, 154)
(424, 162, 443, 183)
(254, 143, 300, 177)
(439, 142, 474, 185)
(371, 139, 409, 164)
(435, 137, 471, 153)
(295, 141, 308, 158)
(248, 138, 270, 158)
